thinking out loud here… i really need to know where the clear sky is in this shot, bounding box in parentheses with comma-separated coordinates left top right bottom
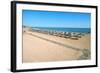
(22, 10, 91, 28)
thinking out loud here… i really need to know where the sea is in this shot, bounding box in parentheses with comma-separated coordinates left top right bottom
(32, 27, 90, 33)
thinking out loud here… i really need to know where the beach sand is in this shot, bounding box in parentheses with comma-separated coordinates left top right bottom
(22, 29, 91, 63)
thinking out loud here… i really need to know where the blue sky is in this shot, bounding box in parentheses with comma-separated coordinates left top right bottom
(22, 10, 91, 28)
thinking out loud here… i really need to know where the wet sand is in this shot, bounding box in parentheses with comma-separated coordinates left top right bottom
(22, 29, 91, 63)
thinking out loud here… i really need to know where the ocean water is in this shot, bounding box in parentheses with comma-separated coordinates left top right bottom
(32, 27, 90, 33)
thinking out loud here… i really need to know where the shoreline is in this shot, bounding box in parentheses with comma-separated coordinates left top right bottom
(24, 27, 90, 40)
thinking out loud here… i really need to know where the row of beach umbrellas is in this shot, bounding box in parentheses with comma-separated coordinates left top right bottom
(30, 28, 86, 40)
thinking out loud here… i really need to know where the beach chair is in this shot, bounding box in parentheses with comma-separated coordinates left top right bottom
(64, 32, 71, 38)
(70, 33, 79, 40)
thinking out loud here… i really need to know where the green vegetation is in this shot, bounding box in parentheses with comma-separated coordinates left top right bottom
(78, 49, 91, 60)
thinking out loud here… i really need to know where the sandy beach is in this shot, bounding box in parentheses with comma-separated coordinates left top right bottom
(22, 28, 91, 63)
